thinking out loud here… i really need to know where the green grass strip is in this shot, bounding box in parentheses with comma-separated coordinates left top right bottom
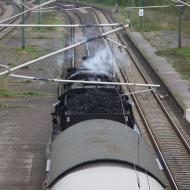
(156, 47, 190, 80)
(0, 89, 48, 98)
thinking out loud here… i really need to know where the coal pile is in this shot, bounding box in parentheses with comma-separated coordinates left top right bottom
(67, 89, 126, 114)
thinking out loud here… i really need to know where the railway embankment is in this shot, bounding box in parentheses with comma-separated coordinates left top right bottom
(125, 30, 190, 124)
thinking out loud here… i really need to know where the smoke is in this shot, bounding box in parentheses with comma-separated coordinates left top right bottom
(82, 47, 115, 75)
(73, 34, 85, 43)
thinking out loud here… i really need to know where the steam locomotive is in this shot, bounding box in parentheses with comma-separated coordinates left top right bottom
(45, 67, 165, 190)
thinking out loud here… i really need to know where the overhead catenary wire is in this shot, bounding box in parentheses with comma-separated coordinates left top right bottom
(125, 1, 188, 9)
(31, 7, 56, 13)
(64, 7, 92, 11)
(0, 64, 9, 68)
(106, 37, 127, 49)
(26, 0, 37, 3)
(12, 0, 30, 9)
(137, 136, 141, 189)
(0, 23, 121, 27)
(32, 10, 56, 13)
(0, 24, 129, 77)
(0, 0, 57, 24)
(30, 6, 57, 11)
(134, 163, 141, 189)
(126, 5, 171, 9)
(122, 88, 155, 96)
(8, 74, 160, 87)
(115, 85, 128, 125)
(171, 0, 190, 6)
(35, 6, 56, 9)
(145, 170, 151, 190)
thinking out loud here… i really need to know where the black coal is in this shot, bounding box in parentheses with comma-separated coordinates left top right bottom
(66, 89, 127, 114)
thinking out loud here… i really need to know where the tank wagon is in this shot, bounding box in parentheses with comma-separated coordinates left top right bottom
(45, 67, 165, 190)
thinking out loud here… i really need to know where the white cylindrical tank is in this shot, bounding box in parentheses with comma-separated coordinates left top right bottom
(51, 163, 164, 190)
(47, 120, 165, 189)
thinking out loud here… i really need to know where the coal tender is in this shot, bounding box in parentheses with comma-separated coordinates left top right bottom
(45, 67, 165, 190)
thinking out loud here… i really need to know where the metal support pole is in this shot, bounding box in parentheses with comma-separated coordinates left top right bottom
(126, 0, 130, 19)
(38, 0, 41, 30)
(126, 0, 131, 26)
(177, 5, 184, 48)
(75, 0, 79, 7)
(127, 8, 131, 19)
(114, 0, 118, 13)
(178, 10, 182, 48)
(0, 24, 129, 77)
(21, 0, 25, 49)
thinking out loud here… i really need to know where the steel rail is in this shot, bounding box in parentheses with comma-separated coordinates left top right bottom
(12, 0, 30, 10)
(102, 9, 190, 153)
(0, 2, 20, 32)
(95, 7, 190, 189)
(0, 0, 57, 24)
(99, 5, 190, 150)
(0, 23, 121, 27)
(0, 4, 4, 17)
(0, 2, 29, 40)
(117, 56, 179, 190)
(50, 2, 76, 98)
(0, 24, 129, 76)
(89, 7, 181, 190)
(62, 10, 75, 68)
(72, 10, 90, 57)
(54, 1, 96, 97)
(124, 41, 190, 152)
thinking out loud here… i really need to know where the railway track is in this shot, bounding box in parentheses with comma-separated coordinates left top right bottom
(62, 10, 75, 68)
(55, 2, 87, 97)
(51, 2, 190, 189)
(0, 1, 30, 40)
(0, 3, 4, 17)
(56, 9, 76, 98)
(90, 7, 190, 190)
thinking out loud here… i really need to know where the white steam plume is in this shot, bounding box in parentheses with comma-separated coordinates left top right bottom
(82, 47, 116, 75)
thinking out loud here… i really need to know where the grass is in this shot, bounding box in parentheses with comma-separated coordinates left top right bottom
(11, 46, 40, 64)
(8, 80, 32, 84)
(0, 77, 32, 84)
(131, 10, 176, 32)
(0, 103, 31, 109)
(0, 89, 48, 98)
(14, 47, 38, 53)
(33, 35, 51, 39)
(115, 7, 177, 31)
(109, 5, 190, 37)
(8, 63, 16, 68)
(156, 47, 190, 80)
(83, 1, 190, 36)
(32, 12, 64, 32)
